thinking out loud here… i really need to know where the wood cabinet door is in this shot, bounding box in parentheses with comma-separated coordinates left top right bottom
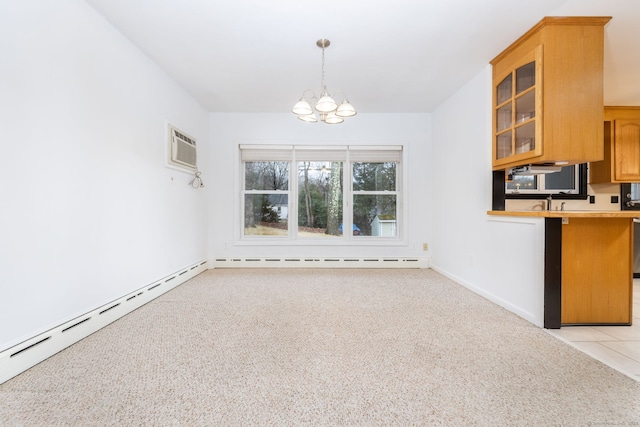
(492, 45, 543, 169)
(614, 119, 640, 181)
(561, 218, 632, 325)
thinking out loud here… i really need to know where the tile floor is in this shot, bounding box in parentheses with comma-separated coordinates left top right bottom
(546, 280, 640, 381)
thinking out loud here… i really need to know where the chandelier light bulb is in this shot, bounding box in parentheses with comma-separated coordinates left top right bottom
(315, 91, 337, 113)
(292, 99, 313, 115)
(325, 111, 344, 124)
(336, 100, 357, 117)
(298, 113, 318, 122)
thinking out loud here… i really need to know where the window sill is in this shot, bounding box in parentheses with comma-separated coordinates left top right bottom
(236, 238, 408, 247)
(505, 193, 588, 200)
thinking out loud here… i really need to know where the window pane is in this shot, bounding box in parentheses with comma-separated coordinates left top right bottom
(516, 61, 535, 94)
(631, 183, 640, 201)
(352, 162, 396, 191)
(297, 162, 343, 237)
(497, 74, 512, 105)
(244, 161, 289, 190)
(497, 102, 512, 132)
(546, 166, 575, 190)
(496, 131, 512, 159)
(507, 176, 537, 192)
(244, 194, 288, 236)
(515, 121, 535, 154)
(353, 195, 397, 237)
(515, 90, 535, 123)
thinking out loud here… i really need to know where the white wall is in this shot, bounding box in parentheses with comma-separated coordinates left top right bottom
(0, 0, 209, 351)
(207, 113, 431, 260)
(430, 66, 545, 326)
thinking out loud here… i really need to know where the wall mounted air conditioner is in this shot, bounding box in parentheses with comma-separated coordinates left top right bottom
(168, 124, 197, 171)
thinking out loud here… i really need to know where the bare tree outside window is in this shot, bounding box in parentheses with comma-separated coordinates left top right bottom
(297, 162, 343, 237)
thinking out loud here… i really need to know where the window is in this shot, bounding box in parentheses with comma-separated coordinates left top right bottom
(352, 162, 397, 237)
(506, 164, 588, 199)
(244, 161, 289, 236)
(297, 161, 343, 238)
(240, 145, 402, 241)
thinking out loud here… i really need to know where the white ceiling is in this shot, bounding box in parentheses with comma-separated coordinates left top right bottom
(84, 0, 640, 113)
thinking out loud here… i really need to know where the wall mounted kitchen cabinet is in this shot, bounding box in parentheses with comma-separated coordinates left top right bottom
(491, 16, 611, 171)
(590, 107, 640, 183)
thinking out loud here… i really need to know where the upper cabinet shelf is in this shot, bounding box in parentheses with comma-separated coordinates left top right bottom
(491, 16, 611, 171)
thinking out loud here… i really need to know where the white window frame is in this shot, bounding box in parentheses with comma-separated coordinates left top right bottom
(506, 164, 581, 195)
(239, 144, 403, 244)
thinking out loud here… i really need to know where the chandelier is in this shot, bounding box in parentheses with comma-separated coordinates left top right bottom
(291, 39, 357, 124)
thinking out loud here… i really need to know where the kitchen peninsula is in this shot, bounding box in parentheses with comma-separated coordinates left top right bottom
(486, 16, 633, 329)
(488, 210, 637, 328)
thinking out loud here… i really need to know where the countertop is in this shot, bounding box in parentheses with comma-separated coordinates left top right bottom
(487, 210, 640, 218)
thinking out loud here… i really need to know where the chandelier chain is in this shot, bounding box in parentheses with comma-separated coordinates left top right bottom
(321, 45, 326, 91)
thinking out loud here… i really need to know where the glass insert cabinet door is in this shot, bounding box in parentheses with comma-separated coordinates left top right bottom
(493, 45, 542, 167)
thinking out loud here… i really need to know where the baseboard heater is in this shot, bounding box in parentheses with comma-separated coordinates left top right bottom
(212, 257, 429, 269)
(0, 260, 208, 385)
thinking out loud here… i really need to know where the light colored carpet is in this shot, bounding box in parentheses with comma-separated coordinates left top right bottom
(1, 268, 639, 426)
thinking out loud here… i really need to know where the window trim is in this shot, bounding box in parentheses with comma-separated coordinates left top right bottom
(238, 145, 404, 244)
(505, 163, 588, 200)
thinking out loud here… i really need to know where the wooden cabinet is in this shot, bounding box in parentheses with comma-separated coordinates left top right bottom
(491, 17, 610, 171)
(561, 217, 633, 325)
(590, 107, 640, 183)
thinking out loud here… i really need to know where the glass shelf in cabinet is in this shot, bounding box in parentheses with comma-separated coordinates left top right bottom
(514, 114, 535, 125)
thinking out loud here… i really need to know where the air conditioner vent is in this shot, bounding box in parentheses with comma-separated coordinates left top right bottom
(168, 125, 197, 171)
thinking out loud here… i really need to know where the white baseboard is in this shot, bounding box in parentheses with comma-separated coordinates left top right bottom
(211, 257, 430, 269)
(430, 265, 542, 327)
(0, 260, 208, 385)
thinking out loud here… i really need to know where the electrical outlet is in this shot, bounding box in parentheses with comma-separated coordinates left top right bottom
(589, 195, 595, 204)
(611, 195, 619, 204)
(423, 243, 428, 251)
